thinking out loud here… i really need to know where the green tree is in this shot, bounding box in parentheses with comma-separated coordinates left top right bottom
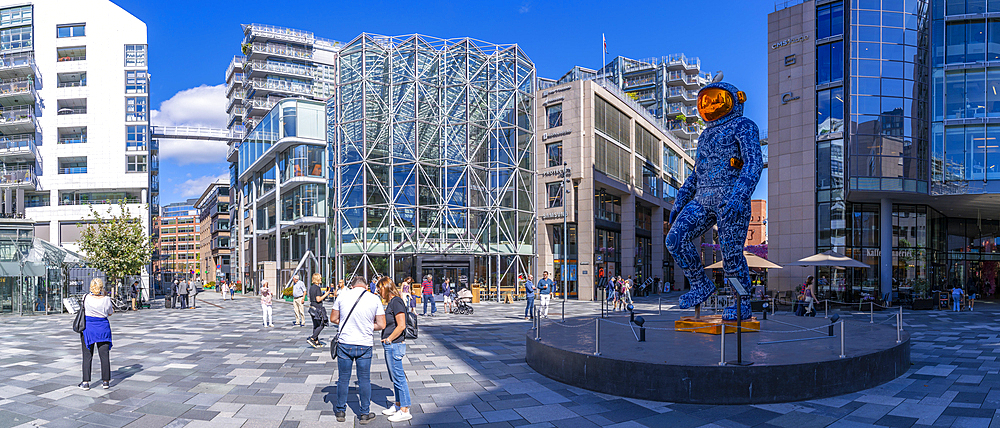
(77, 202, 153, 290)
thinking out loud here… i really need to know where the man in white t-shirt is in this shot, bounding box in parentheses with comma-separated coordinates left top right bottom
(331, 276, 386, 424)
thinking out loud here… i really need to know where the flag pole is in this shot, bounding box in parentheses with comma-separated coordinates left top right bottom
(602, 33, 606, 80)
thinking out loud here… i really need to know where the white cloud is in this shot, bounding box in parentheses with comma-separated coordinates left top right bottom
(152, 84, 230, 165)
(519, 2, 531, 13)
(178, 174, 228, 198)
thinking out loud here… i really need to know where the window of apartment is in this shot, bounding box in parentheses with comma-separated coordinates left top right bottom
(546, 142, 562, 167)
(56, 24, 85, 38)
(816, 41, 843, 85)
(127, 155, 147, 172)
(547, 182, 564, 208)
(126, 125, 146, 150)
(57, 72, 86, 88)
(0, 6, 32, 27)
(57, 46, 85, 62)
(57, 98, 87, 115)
(816, 2, 843, 40)
(126, 97, 147, 121)
(1, 26, 31, 51)
(58, 157, 87, 174)
(58, 126, 86, 144)
(546, 103, 562, 128)
(124, 44, 146, 67)
(126, 70, 147, 94)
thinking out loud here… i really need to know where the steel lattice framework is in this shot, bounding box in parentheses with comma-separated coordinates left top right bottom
(329, 33, 536, 284)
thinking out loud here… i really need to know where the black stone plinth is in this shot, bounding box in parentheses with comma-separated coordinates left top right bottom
(526, 314, 910, 404)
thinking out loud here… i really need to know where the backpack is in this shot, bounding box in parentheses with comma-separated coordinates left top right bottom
(404, 311, 418, 339)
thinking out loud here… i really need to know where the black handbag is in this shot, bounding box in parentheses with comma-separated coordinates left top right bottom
(404, 311, 418, 339)
(330, 290, 367, 360)
(72, 296, 86, 333)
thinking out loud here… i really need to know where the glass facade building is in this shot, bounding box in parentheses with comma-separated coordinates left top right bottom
(329, 34, 535, 292)
(771, 0, 1000, 302)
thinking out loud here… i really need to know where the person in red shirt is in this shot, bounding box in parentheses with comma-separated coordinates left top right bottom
(421, 274, 437, 316)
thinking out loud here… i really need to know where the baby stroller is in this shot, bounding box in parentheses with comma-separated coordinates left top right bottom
(453, 287, 474, 315)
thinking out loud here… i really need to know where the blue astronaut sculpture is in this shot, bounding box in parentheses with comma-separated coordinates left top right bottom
(665, 74, 763, 321)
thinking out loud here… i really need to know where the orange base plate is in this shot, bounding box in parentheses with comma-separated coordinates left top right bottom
(674, 315, 760, 335)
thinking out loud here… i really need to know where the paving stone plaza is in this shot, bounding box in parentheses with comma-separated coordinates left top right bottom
(1, 291, 999, 428)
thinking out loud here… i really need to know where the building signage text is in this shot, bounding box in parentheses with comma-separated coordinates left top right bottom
(542, 86, 572, 97)
(542, 130, 572, 141)
(781, 92, 800, 104)
(771, 34, 809, 50)
(540, 212, 566, 220)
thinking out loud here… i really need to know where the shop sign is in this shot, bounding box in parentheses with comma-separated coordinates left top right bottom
(771, 34, 809, 50)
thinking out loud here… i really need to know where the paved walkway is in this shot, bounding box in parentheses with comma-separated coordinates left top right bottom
(0, 290, 998, 427)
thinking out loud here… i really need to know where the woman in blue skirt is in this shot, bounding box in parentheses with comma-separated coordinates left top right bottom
(80, 278, 114, 390)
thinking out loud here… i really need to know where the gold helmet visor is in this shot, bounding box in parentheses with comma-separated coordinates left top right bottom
(698, 87, 734, 122)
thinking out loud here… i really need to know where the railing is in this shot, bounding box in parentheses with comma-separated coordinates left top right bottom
(0, 134, 35, 153)
(0, 105, 33, 123)
(57, 107, 86, 115)
(58, 134, 86, 144)
(666, 53, 701, 70)
(0, 53, 34, 71)
(58, 167, 87, 174)
(57, 55, 86, 62)
(25, 200, 49, 208)
(0, 77, 32, 95)
(60, 197, 139, 206)
(245, 98, 278, 112)
(623, 75, 655, 87)
(246, 42, 312, 60)
(246, 60, 313, 78)
(245, 23, 315, 45)
(245, 78, 313, 96)
(0, 168, 36, 187)
(226, 55, 245, 79)
(57, 80, 85, 88)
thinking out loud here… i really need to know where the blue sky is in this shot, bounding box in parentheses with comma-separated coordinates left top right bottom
(112, 0, 772, 205)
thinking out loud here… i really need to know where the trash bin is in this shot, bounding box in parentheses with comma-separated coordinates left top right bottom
(164, 295, 173, 309)
(471, 284, 481, 304)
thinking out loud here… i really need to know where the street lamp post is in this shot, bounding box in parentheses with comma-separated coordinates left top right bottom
(562, 162, 571, 322)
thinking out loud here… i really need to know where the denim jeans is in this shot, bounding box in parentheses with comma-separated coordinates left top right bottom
(336, 343, 373, 414)
(382, 342, 411, 407)
(524, 296, 535, 318)
(953, 297, 960, 311)
(422, 294, 436, 315)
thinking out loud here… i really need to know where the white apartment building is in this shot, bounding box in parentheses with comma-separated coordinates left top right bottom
(0, 1, 150, 254)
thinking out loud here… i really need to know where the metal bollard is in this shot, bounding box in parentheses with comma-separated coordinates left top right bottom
(658, 297, 662, 315)
(535, 308, 540, 341)
(870, 302, 874, 323)
(899, 306, 903, 328)
(825, 300, 828, 318)
(594, 318, 601, 356)
(896, 312, 901, 344)
(839, 321, 845, 358)
(719, 327, 726, 365)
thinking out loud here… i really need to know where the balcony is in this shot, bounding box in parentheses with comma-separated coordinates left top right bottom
(244, 78, 313, 98)
(244, 23, 315, 46)
(0, 167, 38, 190)
(245, 97, 278, 116)
(0, 106, 35, 134)
(622, 74, 655, 89)
(244, 42, 312, 60)
(228, 107, 244, 128)
(245, 60, 313, 80)
(226, 92, 244, 113)
(225, 74, 243, 98)
(0, 134, 38, 162)
(665, 53, 701, 71)
(225, 55, 245, 81)
(0, 53, 35, 79)
(0, 77, 34, 106)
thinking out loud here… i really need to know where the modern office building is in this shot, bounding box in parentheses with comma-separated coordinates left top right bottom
(328, 34, 536, 295)
(195, 180, 231, 284)
(153, 199, 200, 285)
(0, 1, 152, 251)
(534, 76, 695, 300)
(769, 0, 1000, 301)
(226, 24, 339, 288)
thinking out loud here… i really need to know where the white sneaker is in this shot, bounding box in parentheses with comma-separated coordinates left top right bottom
(382, 404, 398, 416)
(387, 411, 412, 422)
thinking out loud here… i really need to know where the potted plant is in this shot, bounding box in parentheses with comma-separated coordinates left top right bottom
(912, 278, 935, 310)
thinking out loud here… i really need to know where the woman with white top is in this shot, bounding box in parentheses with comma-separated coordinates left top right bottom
(261, 281, 274, 327)
(79, 278, 113, 390)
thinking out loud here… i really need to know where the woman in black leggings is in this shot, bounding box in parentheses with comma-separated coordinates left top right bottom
(307, 273, 332, 347)
(80, 278, 114, 390)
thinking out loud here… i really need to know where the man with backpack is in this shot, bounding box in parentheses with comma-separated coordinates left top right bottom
(332, 276, 386, 424)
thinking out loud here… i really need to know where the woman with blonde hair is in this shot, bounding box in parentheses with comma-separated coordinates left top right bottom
(79, 278, 113, 390)
(377, 277, 413, 422)
(261, 281, 274, 327)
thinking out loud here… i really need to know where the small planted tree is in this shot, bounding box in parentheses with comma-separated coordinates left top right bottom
(77, 201, 153, 292)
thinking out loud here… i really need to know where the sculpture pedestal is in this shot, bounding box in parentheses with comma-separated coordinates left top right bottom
(674, 315, 760, 335)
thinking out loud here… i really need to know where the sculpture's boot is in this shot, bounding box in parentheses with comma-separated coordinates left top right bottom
(678, 274, 715, 309)
(722, 297, 753, 321)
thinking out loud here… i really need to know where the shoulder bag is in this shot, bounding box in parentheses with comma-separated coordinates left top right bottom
(404, 310, 418, 339)
(72, 295, 87, 333)
(330, 290, 367, 360)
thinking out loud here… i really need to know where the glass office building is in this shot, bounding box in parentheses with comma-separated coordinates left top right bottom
(770, 0, 1000, 302)
(329, 34, 535, 293)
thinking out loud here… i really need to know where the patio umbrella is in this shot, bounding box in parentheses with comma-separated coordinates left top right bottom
(785, 250, 868, 268)
(705, 252, 783, 269)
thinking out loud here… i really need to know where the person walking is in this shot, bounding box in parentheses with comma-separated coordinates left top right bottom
(523, 274, 535, 320)
(192, 277, 203, 309)
(804, 275, 817, 317)
(537, 271, 554, 318)
(221, 280, 230, 301)
(377, 277, 413, 422)
(952, 285, 965, 312)
(177, 278, 189, 309)
(399, 277, 413, 311)
(442, 277, 453, 314)
(308, 273, 333, 347)
(333, 276, 386, 424)
(420, 274, 436, 316)
(261, 281, 274, 327)
(79, 278, 113, 390)
(292, 274, 307, 326)
(622, 276, 634, 309)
